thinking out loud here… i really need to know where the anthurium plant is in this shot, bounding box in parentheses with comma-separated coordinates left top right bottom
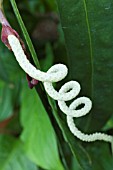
(0, 0, 113, 170)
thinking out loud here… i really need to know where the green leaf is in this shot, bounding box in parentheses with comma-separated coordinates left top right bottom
(10, 0, 40, 69)
(20, 82, 64, 170)
(0, 135, 37, 170)
(56, 0, 113, 131)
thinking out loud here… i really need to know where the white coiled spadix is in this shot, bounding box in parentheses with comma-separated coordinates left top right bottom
(8, 35, 113, 144)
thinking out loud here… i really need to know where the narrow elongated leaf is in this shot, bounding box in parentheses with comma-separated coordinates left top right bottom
(0, 135, 37, 170)
(56, 0, 113, 131)
(20, 83, 64, 170)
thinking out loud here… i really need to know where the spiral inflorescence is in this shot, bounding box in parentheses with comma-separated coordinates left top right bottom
(8, 35, 113, 144)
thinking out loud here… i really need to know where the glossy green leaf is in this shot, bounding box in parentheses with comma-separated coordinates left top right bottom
(56, 0, 113, 131)
(0, 135, 37, 170)
(20, 82, 64, 170)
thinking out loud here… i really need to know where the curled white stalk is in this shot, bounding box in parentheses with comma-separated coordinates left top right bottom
(8, 35, 113, 144)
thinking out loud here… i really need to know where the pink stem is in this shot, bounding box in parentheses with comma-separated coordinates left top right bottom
(0, 9, 10, 26)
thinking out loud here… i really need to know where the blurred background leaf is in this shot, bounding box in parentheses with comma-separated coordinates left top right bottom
(0, 135, 37, 170)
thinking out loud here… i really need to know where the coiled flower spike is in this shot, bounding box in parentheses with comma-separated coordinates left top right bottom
(7, 34, 113, 146)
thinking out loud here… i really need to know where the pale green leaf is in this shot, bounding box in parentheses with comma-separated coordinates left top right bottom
(20, 82, 64, 170)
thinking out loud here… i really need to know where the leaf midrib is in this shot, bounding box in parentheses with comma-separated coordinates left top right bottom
(83, 0, 93, 130)
(83, 0, 93, 98)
